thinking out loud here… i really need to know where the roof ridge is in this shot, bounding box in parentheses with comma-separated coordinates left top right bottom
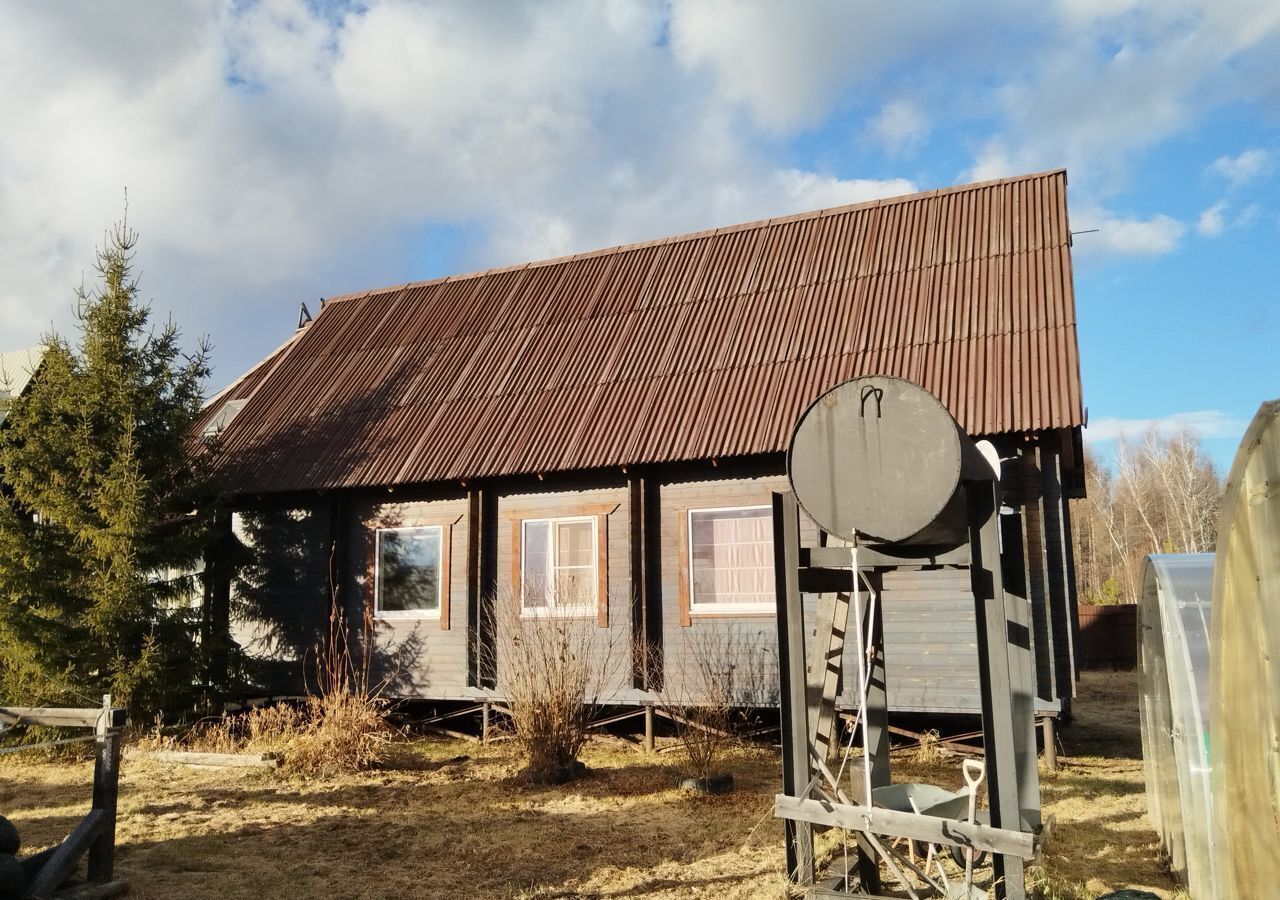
(321, 168, 1068, 307)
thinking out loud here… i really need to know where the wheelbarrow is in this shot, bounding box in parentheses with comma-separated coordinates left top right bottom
(870, 775, 991, 868)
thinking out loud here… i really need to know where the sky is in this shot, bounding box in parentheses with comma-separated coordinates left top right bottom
(1, 0, 1277, 471)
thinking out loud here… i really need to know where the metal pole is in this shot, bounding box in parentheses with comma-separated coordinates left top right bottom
(773, 492, 814, 887)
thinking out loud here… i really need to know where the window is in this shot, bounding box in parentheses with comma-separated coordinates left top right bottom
(520, 516, 598, 614)
(688, 506, 775, 613)
(375, 526, 443, 618)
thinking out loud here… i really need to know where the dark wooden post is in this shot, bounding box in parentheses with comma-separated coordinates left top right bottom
(967, 479, 1028, 900)
(627, 474, 663, 690)
(467, 487, 498, 689)
(87, 695, 120, 883)
(201, 509, 235, 701)
(1042, 716, 1059, 773)
(1042, 438, 1082, 710)
(773, 492, 814, 887)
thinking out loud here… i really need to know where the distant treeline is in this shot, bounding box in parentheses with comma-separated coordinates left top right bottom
(1072, 429, 1222, 605)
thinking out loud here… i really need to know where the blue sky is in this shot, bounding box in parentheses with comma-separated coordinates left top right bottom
(1, 0, 1277, 471)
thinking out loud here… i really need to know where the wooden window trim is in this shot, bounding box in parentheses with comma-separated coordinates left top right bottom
(366, 512, 462, 631)
(510, 503, 616, 628)
(679, 505, 776, 624)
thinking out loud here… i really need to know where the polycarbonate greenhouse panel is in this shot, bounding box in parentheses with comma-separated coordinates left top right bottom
(1211, 399, 1280, 899)
(1139, 553, 1217, 900)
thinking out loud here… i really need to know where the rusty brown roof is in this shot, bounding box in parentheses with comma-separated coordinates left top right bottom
(206, 169, 1084, 494)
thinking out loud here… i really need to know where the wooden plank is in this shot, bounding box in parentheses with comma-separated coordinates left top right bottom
(87, 727, 120, 882)
(774, 795, 1036, 858)
(805, 587, 850, 762)
(50, 880, 129, 900)
(773, 492, 814, 886)
(803, 543, 970, 567)
(26, 809, 106, 897)
(0, 708, 125, 729)
(127, 750, 282, 769)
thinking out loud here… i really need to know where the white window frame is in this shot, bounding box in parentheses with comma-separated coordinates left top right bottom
(520, 515, 599, 617)
(374, 525, 444, 620)
(688, 505, 775, 615)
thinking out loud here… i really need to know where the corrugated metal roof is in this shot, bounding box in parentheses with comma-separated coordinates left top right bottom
(207, 169, 1084, 494)
(0, 345, 45, 427)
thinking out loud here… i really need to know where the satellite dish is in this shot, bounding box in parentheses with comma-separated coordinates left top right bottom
(787, 376, 966, 543)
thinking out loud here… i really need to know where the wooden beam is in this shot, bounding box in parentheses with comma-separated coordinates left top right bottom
(26, 809, 106, 897)
(126, 750, 281, 769)
(803, 543, 970, 568)
(87, 726, 120, 883)
(773, 492, 814, 887)
(467, 488, 498, 688)
(0, 708, 125, 729)
(804, 590, 839, 756)
(967, 478, 1031, 900)
(774, 796, 1037, 859)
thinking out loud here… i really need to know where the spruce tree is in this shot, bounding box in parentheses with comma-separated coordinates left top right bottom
(0, 216, 213, 716)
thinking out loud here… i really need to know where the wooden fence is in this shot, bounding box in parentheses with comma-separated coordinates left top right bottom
(1076, 604, 1139, 670)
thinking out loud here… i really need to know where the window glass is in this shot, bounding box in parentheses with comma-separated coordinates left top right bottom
(377, 526, 443, 615)
(690, 507, 774, 609)
(521, 516, 597, 612)
(522, 520, 551, 609)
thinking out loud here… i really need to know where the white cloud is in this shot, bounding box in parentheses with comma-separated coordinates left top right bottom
(0, 0, 928, 384)
(1209, 148, 1271, 185)
(1085, 410, 1249, 443)
(1198, 201, 1227, 236)
(1072, 206, 1186, 256)
(966, 2, 1280, 193)
(4, 0, 1280, 387)
(870, 100, 930, 157)
(667, 0, 1011, 132)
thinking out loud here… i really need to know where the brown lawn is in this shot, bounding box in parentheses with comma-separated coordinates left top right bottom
(0, 672, 1180, 899)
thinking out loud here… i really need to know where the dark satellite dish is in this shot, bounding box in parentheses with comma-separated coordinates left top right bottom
(787, 376, 968, 544)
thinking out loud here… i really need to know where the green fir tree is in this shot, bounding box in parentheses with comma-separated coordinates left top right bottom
(0, 215, 213, 716)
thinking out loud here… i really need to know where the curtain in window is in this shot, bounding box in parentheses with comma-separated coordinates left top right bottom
(522, 518, 596, 610)
(690, 508, 774, 606)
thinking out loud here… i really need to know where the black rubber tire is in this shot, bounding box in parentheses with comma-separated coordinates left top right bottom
(0, 818, 18, 856)
(948, 843, 989, 868)
(678, 773, 735, 795)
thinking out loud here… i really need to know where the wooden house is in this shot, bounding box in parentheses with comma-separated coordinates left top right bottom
(0, 346, 45, 428)
(201, 170, 1086, 717)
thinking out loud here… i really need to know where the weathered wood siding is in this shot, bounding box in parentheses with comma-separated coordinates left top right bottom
(659, 474, 805, 707)
(494, 485, 639, 702)
(346, 497, 471, 699)
(224, 454, 1078, 714)
(839, 567, 982, 713)
(660, 475, 988, 713)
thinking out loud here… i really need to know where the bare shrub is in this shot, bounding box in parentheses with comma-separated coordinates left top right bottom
(912, 728, 944, 766)
(286, 575, 395, 774)
(488, 585, 623, 784)
(659, 629, 777, 783)
(141, 571, 395, 774)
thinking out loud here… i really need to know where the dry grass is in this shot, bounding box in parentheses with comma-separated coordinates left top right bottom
(139, 692, 394, 775)
(0, 671, 1179, 899)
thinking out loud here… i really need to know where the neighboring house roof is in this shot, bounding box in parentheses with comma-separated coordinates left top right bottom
(0, 345, 45, 427)
(206, 169, 1084, 494)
